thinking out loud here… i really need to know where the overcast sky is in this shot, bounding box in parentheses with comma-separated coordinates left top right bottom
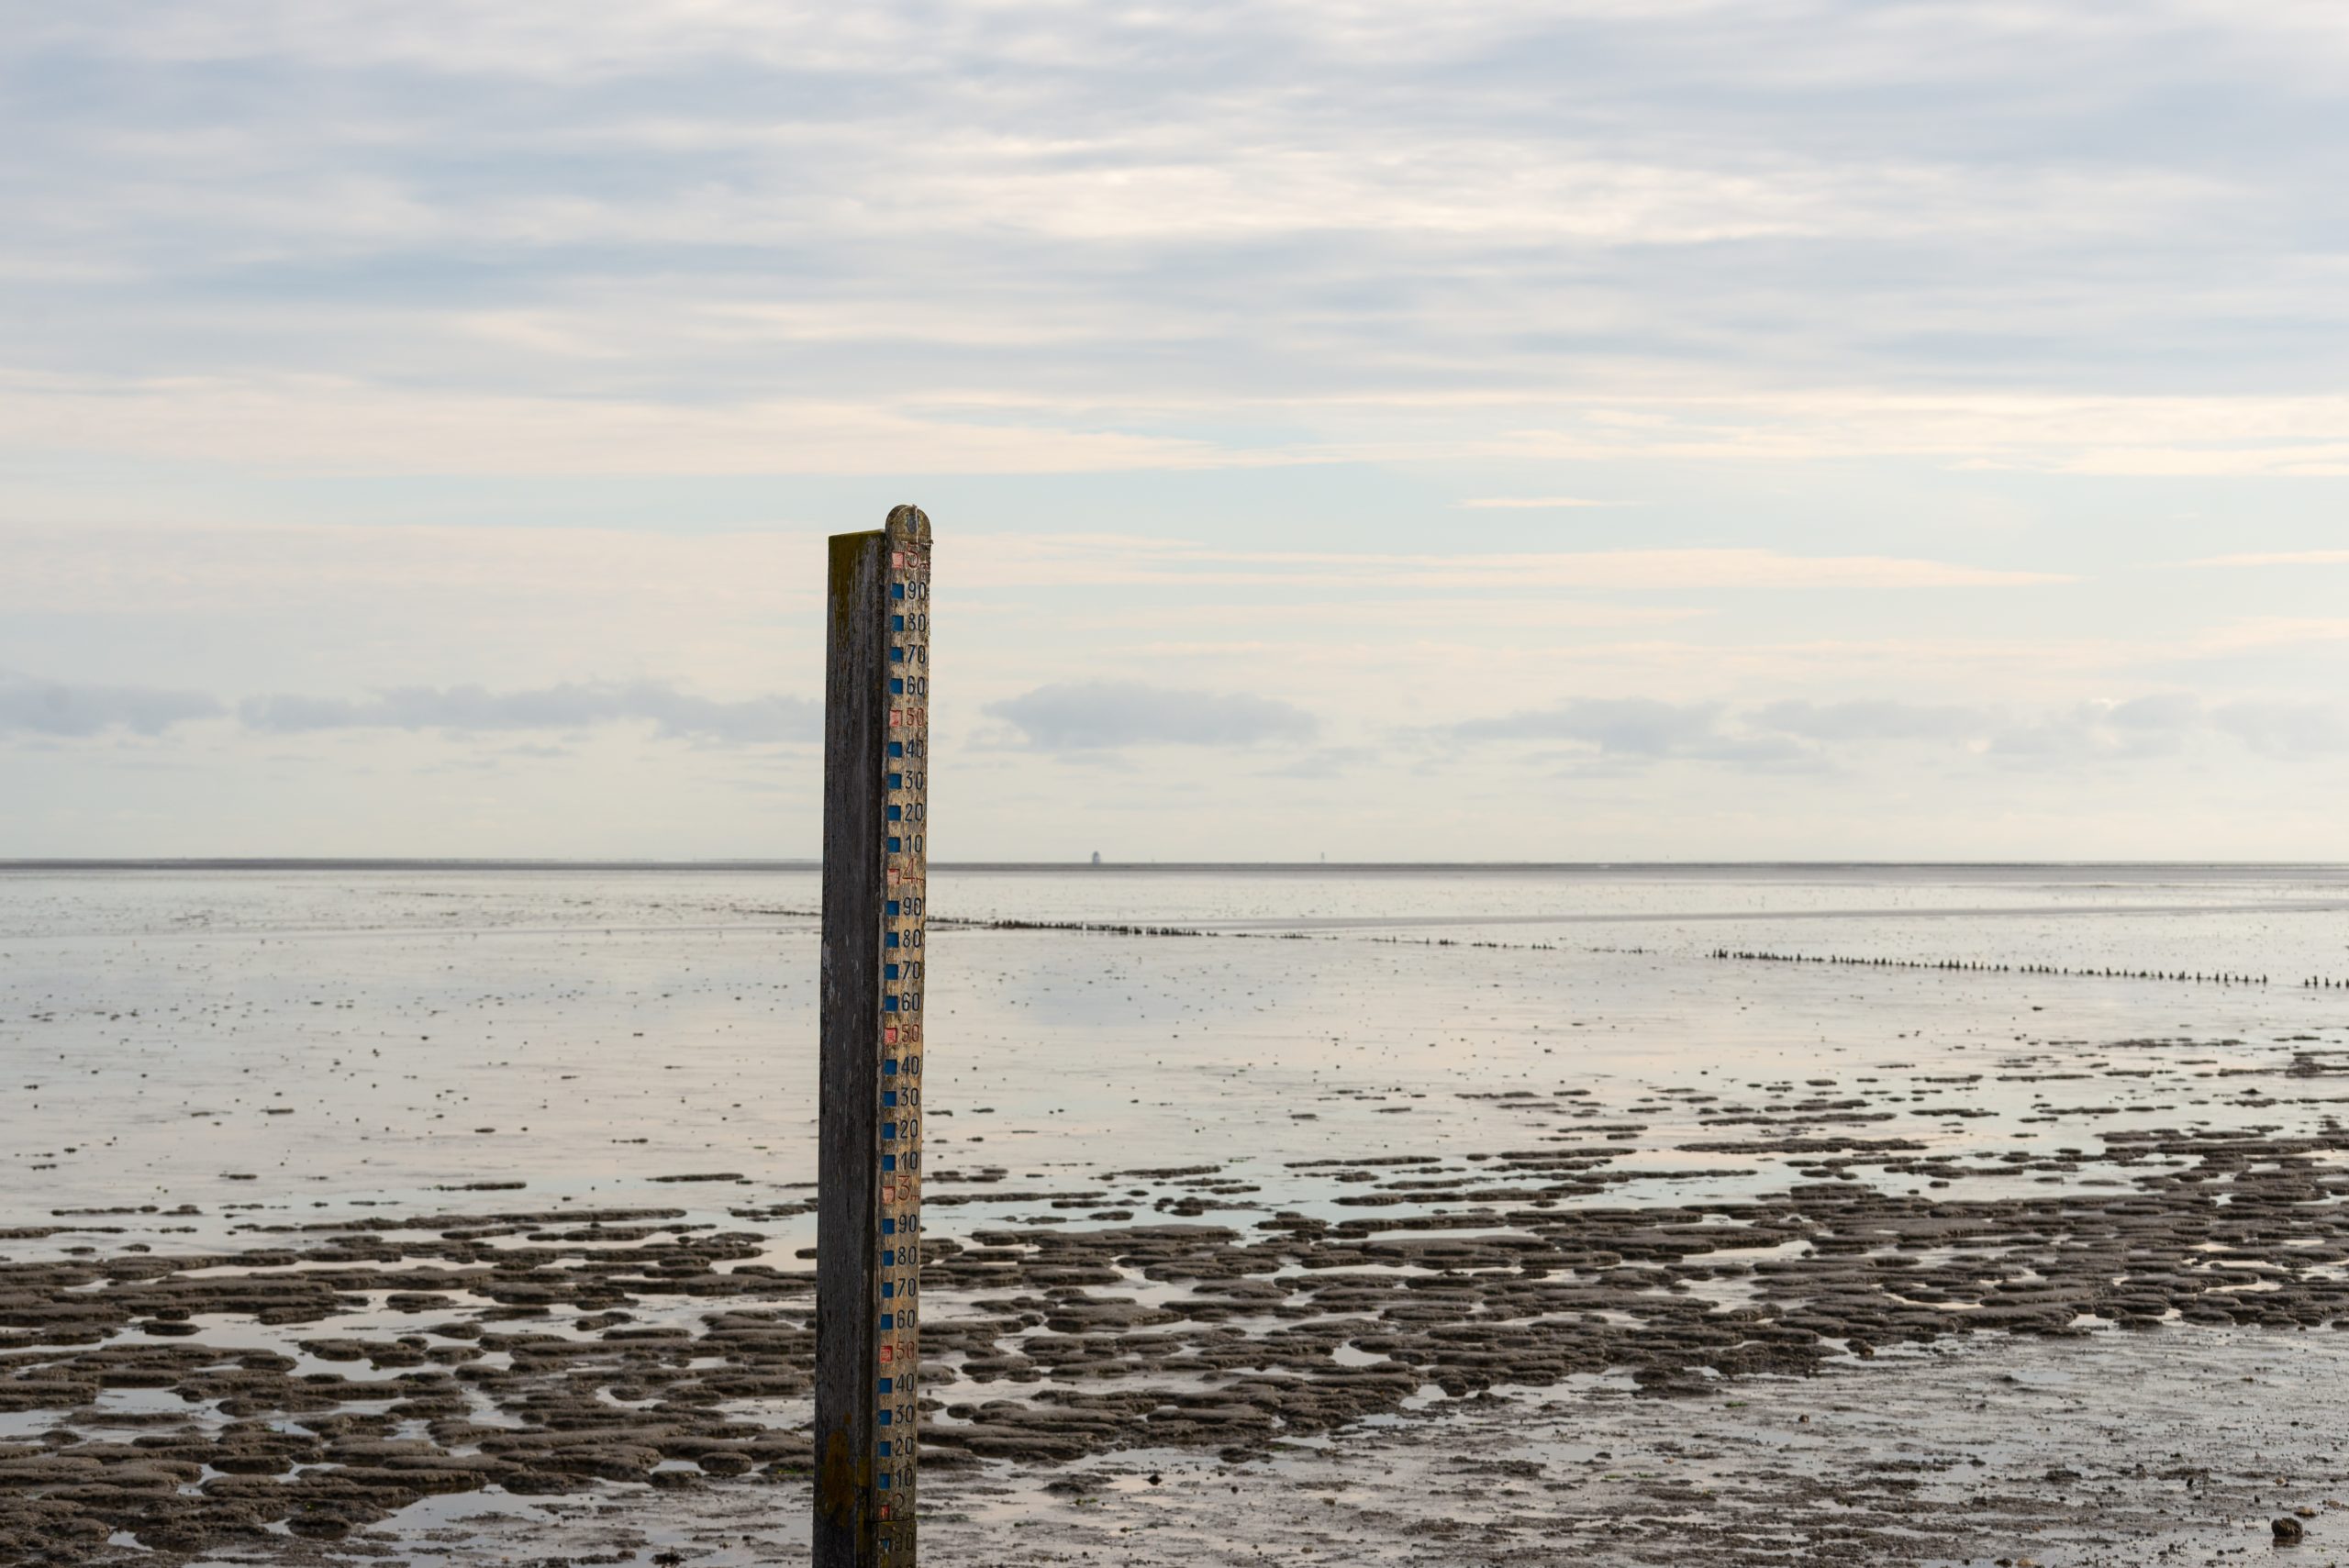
(6, 1, 2349, 860)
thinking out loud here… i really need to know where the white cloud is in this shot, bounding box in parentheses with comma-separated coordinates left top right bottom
(9, 1, 2349, 484)
(1985, 695, 2209, 764)
(7, 0, 2349, 854)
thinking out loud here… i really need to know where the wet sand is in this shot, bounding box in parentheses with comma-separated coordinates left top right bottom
(10, 1139, 2349, 1563)
(4, 866, 2348, 1564)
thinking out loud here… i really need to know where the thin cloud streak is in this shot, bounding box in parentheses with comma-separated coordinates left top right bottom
(0, 676, 224, 738)
(960, 539, 2068, 590)
(1749, 699, 1985, 742)
(2188, 550, 2349, 568)
(984, 682, 1317, 751)
(239, 683, 818, 744)
(1455, 497, 1620, 509)
(1432, 694, 2349, 768)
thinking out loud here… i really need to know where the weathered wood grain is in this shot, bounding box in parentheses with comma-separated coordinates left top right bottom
(815, 505, 930, 1567)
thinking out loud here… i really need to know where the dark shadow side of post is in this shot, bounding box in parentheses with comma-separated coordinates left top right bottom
(815, 506, 930, 1567)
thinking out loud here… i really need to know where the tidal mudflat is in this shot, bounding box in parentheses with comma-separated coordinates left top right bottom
(4, 864, 2348, 1566)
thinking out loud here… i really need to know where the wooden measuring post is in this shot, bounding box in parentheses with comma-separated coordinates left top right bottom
(815, 505, 932, 1566)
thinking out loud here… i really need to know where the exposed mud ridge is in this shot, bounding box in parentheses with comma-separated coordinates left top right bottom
(6, 1128, 2349, 1563)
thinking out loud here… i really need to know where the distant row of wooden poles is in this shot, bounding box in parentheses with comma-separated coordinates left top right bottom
(861, 911, 2349, 989)
(1700, 948, 2349, 988)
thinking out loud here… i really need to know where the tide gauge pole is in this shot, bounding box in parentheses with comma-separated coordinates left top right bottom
(815, 505, 931, 1565)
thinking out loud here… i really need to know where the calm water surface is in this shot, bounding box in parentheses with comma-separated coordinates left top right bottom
(4, 863, 2346, 1260)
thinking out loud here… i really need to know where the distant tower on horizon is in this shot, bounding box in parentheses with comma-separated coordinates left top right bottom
(1091, 851, 1101, 866)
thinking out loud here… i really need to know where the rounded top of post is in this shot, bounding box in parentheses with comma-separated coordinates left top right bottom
(885, 505, 930, 548)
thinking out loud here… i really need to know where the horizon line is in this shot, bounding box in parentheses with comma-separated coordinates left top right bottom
(4, 858, 2346, 873)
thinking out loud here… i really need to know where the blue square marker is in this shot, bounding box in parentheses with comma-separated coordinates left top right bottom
(885, 964, 900, 981)
(885, 995, 899, 1013)
(887, 805, 902, 822)
(877, 1473, 892, 1490)
(886, 836, 901, 852)
(892, 615, 905, 632)
(885, 899, 899, 915)
(882, 1218, 896, 1235)
(879, 1440, 893, 1457)
(891, 584, 905, 601)
(884, 1090, 897, 1107)
(885, 930, 900, 948)
(879, 1377, 894, 1395)
(888, 741, 903, 757)
(883, 1121, 896, 1140)
(887, 776, 901, 791)
(878, 1410, 893, 1427)
(882, 1154, 896, 1172)
(890, 647, 905, 663)
(884, 1059, 898, 1075)
(883, 1249, 896, 1266)
(880, 1313, 894, 1330)
(882, 1282, 895, 1298)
